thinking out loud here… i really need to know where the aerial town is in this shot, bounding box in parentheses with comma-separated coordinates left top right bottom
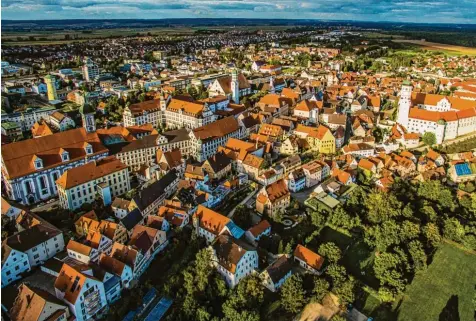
(1, 18, 476, 321)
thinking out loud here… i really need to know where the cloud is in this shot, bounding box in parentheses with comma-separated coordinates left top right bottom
(1, 0, 475, 23)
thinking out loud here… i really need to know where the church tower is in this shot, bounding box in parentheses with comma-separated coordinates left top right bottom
(80, 94, 96, 133)
(231, 68, 240, 104)
(44, 75, 58, 101)
(397, 80, 412, 129)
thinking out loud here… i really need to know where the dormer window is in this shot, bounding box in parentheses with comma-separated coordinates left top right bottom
(59, 149, 69, 162)
(34, 156, 43, 170)
(84, 143, 93, 155)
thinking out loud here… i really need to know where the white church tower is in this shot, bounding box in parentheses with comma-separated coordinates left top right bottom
(231, 68, 240, 104)
(397, 80, 412, 128)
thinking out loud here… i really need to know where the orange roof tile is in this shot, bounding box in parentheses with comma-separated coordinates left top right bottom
(294, 244, 324, 270)
(2, 128, 107, 180)
(56, 156, 127, 189)
(54, 264, 89, 304)
(193, 205, 230, 235)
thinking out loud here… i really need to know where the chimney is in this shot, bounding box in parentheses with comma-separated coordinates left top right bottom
(26, 294, 32, 306)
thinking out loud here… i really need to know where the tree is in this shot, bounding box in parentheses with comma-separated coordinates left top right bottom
(365, 220, 401, 252)
(328, 206, 360, 231)
(318, 242, 342, 263)
(372, 127, 384, 143)
(443, 218, 465, 242)
(364, 192, 402, 224)
(222, 275, 263, 321)
(280, 275, 306, 314)
(312, 278, 330, 301)
(233, 205, 253, 230)
(378, 286, 396, 303)
(422, 132, 437, 146)
(334, 277, 356, 305)
(400, 220, 421, 242)
(422, 223, 442, 247)
(408, 240, 427, 271)
(194, 248, 213, 292)
(325, 264, 347, 288)
(310, 210, 326, 228)
(373, 252, 406, 293)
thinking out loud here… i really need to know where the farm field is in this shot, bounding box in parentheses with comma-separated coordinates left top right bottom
(393, 39, 476, 55)
(396, 242, 476, 321)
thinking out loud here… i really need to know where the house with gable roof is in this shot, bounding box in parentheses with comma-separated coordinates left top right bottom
(294, 244, 325, 275)
(192, 205, 244, 244)
(9, 283, 70, 321)
(256, 179, 290, 217)
(54, 263, 108, 321)
(210, 234, 258, 288)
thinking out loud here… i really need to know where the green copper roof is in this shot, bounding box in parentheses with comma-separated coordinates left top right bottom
(79, 101, 95, 115)
(402, 80, 412, 86)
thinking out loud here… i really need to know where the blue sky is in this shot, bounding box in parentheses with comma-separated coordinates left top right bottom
(2, 0, 475, 23)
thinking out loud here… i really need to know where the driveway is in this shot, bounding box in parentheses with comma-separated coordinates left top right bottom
(291, 187, 316, 204)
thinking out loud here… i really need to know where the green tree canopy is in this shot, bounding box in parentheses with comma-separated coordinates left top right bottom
(318, 242, 342, 264)
(280, 274, 307, 314)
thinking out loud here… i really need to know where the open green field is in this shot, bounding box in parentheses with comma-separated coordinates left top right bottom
(396, 242, 476, 321)
(393, 39, 476, 56)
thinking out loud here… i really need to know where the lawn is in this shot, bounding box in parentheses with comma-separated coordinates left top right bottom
(396, 242, 476, 321)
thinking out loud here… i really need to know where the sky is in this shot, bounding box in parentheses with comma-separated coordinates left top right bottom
(2, 0, 476, 24)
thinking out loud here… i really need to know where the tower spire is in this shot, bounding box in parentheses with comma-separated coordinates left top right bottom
(231, 68, 240, 104)
(397, 80, 412, 129)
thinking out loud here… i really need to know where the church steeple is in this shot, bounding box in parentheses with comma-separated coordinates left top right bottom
(80, 93, 96, 133)
(397, 80, 412, 129)
(231, 68, 240, 104)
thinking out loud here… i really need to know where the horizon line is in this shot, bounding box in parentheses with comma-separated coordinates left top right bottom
(1, 18, 476, 26)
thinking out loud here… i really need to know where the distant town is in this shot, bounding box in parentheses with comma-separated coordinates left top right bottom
(1, 19, 476, 321)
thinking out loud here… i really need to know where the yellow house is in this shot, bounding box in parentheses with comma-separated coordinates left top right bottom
(295, 124, 335, 154)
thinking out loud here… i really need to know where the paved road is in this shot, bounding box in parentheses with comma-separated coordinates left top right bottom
(291, 187, 316, 204)
(31, 199, 59, 213)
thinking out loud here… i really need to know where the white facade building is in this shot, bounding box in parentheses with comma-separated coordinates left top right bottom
(211, 234, 258, 288)
(1, 128, 109, 205)
(397, 83, 476, 144)
(56, 156, 130, 211)
(2, 224, 64, 287)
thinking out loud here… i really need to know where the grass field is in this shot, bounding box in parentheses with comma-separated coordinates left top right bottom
(396, 241, 476, 321)
(393, 39, 476, 55)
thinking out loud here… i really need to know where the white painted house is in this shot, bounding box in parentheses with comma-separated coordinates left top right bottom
(211, 234, 258, 288)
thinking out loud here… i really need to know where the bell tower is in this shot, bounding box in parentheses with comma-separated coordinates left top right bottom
(231, 68, 240, 104)
(397, 80, 412, 129)
(80, 93, 96, 133)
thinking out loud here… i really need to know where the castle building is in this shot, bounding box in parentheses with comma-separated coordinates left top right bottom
(397, 82, 476, 144)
